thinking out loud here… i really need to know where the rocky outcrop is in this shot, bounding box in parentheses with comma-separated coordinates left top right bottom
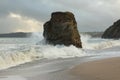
(102, 19, 120, 39)
(43, 12, 82, 48)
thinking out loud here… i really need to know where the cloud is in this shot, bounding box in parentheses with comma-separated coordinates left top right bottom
(0, 13, 43, 33)
(0, 0, 120, 33)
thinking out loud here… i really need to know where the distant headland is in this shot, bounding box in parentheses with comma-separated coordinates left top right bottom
(0, 32, 32, 38)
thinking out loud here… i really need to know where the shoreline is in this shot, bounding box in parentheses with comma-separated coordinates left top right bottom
(0, 56, 120, 80)
(70, 57, 120, 80)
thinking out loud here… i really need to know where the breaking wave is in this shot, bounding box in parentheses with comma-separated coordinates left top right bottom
(0, 32, 120, 70)
(81, 34, 120, 49)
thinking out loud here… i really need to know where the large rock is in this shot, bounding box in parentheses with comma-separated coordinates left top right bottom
(102, 19, 120, 39)
(43, 12, 82, 48)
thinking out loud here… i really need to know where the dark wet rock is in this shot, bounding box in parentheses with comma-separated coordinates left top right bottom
(43, 12, 82, 48)
(102, 19, 120, 39)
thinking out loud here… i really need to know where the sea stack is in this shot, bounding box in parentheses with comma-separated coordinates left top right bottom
(43, 12, 82, 48)
(102, 19, 120, 39)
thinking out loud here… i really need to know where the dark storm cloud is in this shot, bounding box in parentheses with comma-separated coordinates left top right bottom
(0, 0, 120, 33)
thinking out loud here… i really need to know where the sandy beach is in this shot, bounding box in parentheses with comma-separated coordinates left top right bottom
(70, 57, 120, 80)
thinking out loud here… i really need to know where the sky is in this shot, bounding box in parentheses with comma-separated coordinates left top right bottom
(0, 0, 120, 33)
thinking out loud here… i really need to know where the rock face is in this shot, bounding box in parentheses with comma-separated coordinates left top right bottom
(102, 19, 120, 39)
(43, 12, 82, 48)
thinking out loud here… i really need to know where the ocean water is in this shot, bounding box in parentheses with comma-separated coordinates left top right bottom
(0, 32, 120, 70)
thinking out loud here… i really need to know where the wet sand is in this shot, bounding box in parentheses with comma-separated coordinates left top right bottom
(70, 57, 120, 80)
(0, 56, 120, 80)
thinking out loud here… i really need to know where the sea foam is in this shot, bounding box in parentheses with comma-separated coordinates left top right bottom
(0, 32, 120, 70)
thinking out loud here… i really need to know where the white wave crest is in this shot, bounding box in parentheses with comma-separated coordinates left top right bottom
(0, 33, 120, 70)
(81, 34, 120, 50)
(0, 44, 86, 70)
